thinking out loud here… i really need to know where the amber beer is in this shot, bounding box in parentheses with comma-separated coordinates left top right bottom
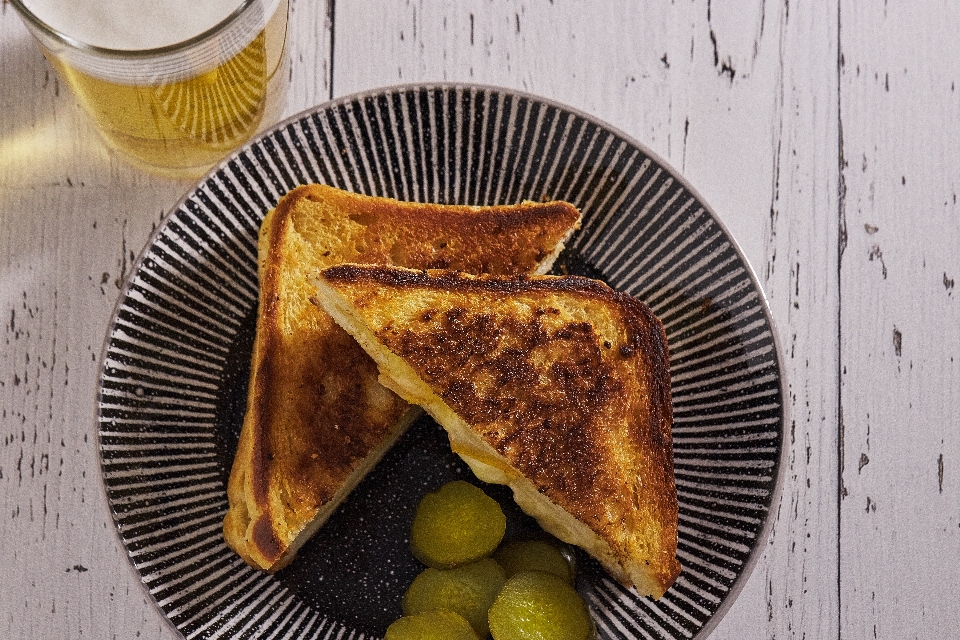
(11, 0, 289, 177)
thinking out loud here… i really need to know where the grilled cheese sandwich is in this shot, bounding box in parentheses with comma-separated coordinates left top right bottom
(223, 185, 581, 571)
(310, 265, 680, 598)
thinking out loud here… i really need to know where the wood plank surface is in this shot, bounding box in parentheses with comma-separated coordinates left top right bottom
(1, 10, 191, 636)
(0, 183, 182, 640)
(839, 1, 960, 637)
(1, 0, 957, 637)
(0, 1, 330, 638)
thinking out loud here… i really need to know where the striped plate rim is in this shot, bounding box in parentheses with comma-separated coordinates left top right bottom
(97, 83, 788, 640)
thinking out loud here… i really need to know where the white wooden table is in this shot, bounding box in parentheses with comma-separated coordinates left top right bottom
(2, 1, 958, 638)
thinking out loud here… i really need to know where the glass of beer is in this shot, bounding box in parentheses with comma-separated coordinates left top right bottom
(10, 0, 289, 178)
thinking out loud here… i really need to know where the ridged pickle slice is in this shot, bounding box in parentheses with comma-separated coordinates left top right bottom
(384, 610, 480, 640)
(493, 540, 575, 584)
(402, 557, 507, 637)
(410, 480, 506, 569)
(488, 571, 595, 640)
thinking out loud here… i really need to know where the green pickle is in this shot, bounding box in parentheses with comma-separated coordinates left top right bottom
(384, 610, 480, 640)
(410, 480, 507, 569)
(488, 571, 595, 640)
(403, 558, 507, 637)
(493, 540, 575, 584)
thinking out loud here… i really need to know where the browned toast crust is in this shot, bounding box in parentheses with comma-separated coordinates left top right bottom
(314, 265, 679, 595)
(224, 185, 580, 571)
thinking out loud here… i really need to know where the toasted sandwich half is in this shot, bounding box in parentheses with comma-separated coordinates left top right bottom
(310, 265, 680, 598)
(223, 185, 581, 571)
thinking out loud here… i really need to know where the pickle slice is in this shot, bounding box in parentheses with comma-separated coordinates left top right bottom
(384, 610, 480, 640)
(493, 540, 575, 584)
(488, 571, 594, 640)
(402, 558, 507, 637)
(410, 480, 506, 569)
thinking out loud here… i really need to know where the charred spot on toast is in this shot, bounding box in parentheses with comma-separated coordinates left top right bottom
(377, 302, 625, 509)
(254, 316, 409, 511)
(280, 186, 579, 275)
(322, 264, 613, 297)
(252, 514, 284, 565)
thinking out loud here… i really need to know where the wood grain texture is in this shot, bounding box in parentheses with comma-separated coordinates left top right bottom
(0, 185, 182, 640)
(719, 2, 841, 638)
(1, 15, 191, 638)
(839, 1, 960, 637)
(2, 0, 958, 637)
(0, 1, 331, 638)
(333, 2, 839, 638)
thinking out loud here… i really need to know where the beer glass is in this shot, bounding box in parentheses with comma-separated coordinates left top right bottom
(10, 0, 289, 178)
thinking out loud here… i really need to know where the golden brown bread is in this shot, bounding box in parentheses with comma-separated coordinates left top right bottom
(310, 265, 680, 598)
(223, 184, 581, 571)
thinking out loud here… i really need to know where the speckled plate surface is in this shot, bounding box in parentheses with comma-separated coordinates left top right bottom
(97, 84, 786, 640)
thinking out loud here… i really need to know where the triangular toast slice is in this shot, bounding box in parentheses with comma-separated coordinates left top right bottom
(310, 265, 680, 598)
(223, 185, 580, 571)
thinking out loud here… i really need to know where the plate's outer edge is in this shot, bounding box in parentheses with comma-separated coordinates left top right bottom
(96, 83, 787, 640)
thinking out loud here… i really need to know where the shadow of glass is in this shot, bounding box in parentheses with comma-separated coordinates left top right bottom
(0, 15, 119, 184)
(1, 19, 60, 138)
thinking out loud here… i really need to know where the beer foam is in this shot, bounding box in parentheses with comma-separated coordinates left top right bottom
(22, 0, 249, 50)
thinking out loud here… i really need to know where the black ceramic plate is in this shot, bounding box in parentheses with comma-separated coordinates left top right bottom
(97, 84, 786, 640)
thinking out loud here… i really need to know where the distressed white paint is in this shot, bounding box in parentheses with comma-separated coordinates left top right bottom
(0, 0, 957, 638)
(839, 0, 960, 638)
(0, 1, 329, 638)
